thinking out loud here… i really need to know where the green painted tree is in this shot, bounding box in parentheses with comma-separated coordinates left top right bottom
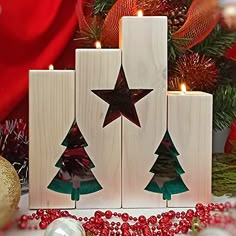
(145, 130, 188, 200)
(48, 120, 102, 201)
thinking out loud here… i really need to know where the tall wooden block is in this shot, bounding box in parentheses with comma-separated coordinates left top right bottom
(119, 16, 168, 208)
(29, 70, 75, 209)
(76, 49, 122, 208)
(167, 91, 213, 207)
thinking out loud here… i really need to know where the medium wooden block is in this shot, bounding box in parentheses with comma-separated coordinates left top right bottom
(119, 16, 168, 208)
(167, 91, 213, 207)
(76, 49, 122, 208)
(29, 70, 75, 209)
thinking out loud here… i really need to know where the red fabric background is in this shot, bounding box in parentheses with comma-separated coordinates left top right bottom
(0, 0, 78, 122)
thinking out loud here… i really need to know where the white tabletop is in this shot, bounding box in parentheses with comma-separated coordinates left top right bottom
(5, 194, 236, 236)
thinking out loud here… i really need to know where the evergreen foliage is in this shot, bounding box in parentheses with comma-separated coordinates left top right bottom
(191, 25, 236, 58)
(90, 0, 117, 17)
(212, 153, 236, 197)
(213, 85, 236, 131)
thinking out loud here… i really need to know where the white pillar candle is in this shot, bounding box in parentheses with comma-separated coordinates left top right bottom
(167, 90, 213, 207)
(29, 67, 75, 209)
(119, 15, 168, 208)
(76, 48, 122, 208)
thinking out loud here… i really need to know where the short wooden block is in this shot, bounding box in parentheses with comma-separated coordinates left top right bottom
(76, 49, 122, 208)
(119, 16, 168, 208)
(167, 92, 213, 207)
(29, 70, 75, 209)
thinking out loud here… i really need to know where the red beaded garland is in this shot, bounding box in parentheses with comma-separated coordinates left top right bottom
(13, 202, 236, 235)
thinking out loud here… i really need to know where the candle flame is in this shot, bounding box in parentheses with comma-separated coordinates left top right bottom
(95, 40, 102, 49)
(49, 65, 54, 70)
(181, 83, 187, 94)
(137, 10, 143, 17)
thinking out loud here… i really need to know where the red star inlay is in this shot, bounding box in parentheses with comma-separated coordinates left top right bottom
(92, 66, 153, 127)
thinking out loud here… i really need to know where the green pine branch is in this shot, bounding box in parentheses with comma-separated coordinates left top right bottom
(216, 57, 236, 85)
(168, 30, 190, 62)
(213, 85, 236, 131)
(212, 153, 236, 197)
(74, 20, 103, 47)
(185, 0, 193, 7)
(191, 25, 236, 58)
(89, 0, 116, 17)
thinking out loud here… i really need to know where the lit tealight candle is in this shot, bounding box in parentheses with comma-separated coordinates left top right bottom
(49, 64, 54, 70)
(119, 12, 168, 208)
(167, 88, 213, 207)
(137, 10, 143, 17)
(94, 40, 102, 49)
(181, 83, 187, 94)
(29, 64, 75, 209)
(75, 40, 122, 208)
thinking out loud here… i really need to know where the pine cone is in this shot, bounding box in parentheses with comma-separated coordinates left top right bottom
(168, 5, 187, 32)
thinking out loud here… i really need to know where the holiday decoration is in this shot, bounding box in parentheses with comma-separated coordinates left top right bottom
(145, 130, 188, 201)
(168, 53, 219, 92)
(0, 156, 21, 229)
(213, 85, 236, 131)
(75, 0, 236, 132)
(135, 0, 185, 19)
(29, 69, 75, 209)
(136, 0, 187, 31)
(119, 16, 167, 208)
(100, 0, 137, 47)
(172, 0, 221, 49)
(76, 48, 122, 208)
(15, 202, 236, 235)
(225, 120, 236, 153)
(28, 0, 236, 212)
(212, 153, 236, 197)
(219, 0, 236, 30)
(48, 120, 102, 201)
(0, 119, 29, 194)
(44, 217, 85, 236)
(92, 66, 153, 127)
(167, 90, 212, 207)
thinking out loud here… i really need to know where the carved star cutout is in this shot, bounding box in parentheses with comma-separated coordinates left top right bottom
(92, 66, 153, 127)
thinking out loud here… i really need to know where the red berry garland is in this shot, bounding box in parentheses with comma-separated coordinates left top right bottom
(15, 202, 236, 235)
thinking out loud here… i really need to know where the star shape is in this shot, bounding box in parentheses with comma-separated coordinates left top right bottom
(92, 66, 153, 127)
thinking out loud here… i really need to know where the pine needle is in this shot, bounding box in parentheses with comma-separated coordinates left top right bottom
(89, 0, 116, 18)
(213, 85, 236, 131)
(212, 153, 236, 197)
(168, 30, 190, 62)
(74, 20, 103, 47)
(191, 25, 236, 58)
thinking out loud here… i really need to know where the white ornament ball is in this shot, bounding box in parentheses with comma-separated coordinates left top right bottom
(44, 217, 85, 236)
(198, 227, 231, 236)
(218, 1, 236, 30)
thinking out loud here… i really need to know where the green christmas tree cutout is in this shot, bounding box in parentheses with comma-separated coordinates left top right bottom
(47, 120, 102, 201)
(145, 130, 188, 200)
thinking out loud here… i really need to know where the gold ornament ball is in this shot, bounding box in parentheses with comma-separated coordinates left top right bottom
(0, 156, 21, 229)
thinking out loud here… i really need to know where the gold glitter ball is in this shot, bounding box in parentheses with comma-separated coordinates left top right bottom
(0, 156, 21, 229)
